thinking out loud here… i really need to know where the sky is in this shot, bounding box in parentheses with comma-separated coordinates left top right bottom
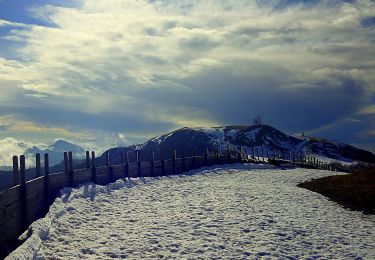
(0, 0, 374, 165)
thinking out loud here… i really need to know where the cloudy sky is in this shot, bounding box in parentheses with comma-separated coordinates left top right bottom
(0, 0, 374, 164)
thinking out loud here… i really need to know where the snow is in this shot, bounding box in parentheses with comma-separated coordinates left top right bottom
(145, 132, 174, 146)
(225, 129, 238, 139)
(193, 127, 234, 151)
(244, 128, 260, 142)
(312, 155, 354, 165)
(7, 165, 375, 259)
(197, 128, 225, 144)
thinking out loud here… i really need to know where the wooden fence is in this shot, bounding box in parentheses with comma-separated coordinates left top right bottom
(0, 146, 339, 258)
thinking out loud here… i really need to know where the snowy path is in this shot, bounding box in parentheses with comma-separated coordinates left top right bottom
(9, 165, 375, 259)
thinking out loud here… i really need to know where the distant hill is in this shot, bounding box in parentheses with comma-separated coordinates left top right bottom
(25, 139, 85, 166)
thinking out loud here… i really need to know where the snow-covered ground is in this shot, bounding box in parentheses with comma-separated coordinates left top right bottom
(8, 164, 375, 259)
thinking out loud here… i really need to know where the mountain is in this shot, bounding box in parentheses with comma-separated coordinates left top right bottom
(98, 125, 375, 165)
(25, 139, 86, 167)
(297, 137, 375, 163)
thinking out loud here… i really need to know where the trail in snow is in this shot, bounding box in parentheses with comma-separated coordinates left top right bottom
(8, 164, 375, 259)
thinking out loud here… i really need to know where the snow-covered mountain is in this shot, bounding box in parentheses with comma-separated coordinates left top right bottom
(101, 125, 375, 165)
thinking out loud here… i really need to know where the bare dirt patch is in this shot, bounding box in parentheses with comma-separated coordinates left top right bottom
(298, 168, 375, 214)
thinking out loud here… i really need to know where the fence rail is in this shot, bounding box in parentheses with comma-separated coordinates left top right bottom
(0, 146, 343, 258)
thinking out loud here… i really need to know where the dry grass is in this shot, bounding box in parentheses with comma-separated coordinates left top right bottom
(298, 168, 375, 214)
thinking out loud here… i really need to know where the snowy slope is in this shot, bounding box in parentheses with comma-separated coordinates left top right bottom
(141, 125, 300, 153)
(8, 165, 375, 259)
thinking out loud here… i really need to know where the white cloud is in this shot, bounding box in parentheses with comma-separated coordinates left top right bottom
(0, 137, 44, 166)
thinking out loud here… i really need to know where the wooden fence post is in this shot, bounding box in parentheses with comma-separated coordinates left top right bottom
(258, 147, 261, 161)
(86, 151, 90, 168)
(19, 155, 28, 229)
(44, 153, 50, 212)
(12, 155, 19, 186)
(105, 151, 110, 167)
(124, 151, 129, 178)
(238, 146, 243, 162)
(161, 152, 166, 176)
(107, 152, 114, 182)
(182, 152, 186, 171)
(151, 152, 155, 177)
(35, 153, 41, 177)
(91, 151, 97, 184)
(251, 147, 255, 159)
(266, 149, 270, 161)
(257, 148, 260, 161)
(227, 145, 231, 163)
(204, 148, 209, 165)
(262, 148, 265, 162)
(121, 151, 125, 164)
(137, 150, 141, 177)
(172, 150, 176, 174)
(68, 151, 74, 186)
(215, 147, 219, 164)
(244, 147, 249, 162)
(64, 152, 69, 174)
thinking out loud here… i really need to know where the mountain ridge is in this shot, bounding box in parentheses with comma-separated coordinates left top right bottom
(100, 124, 375, 165)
